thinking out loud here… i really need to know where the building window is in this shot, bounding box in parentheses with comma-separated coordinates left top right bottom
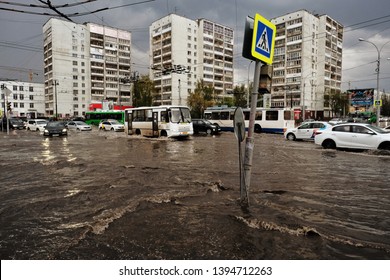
(30, 103, 34, 109)
(13, 94, 18, 99)
(73, 61, 78, 66)
(19, 86, 23, 91)
(73, 75, 78, 80)
(29, 95, 34, 100)
(29, 86, 33, 92)
(13, 85, 17, 90)
(20, 103, 24, 108)
(19, 94, 24, 100)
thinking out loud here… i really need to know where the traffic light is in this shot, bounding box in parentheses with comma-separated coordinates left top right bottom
(7, 102, 11, 111)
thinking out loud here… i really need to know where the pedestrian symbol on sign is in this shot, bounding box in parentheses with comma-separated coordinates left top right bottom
(257, 28, 269, 53)
(251, 13, 276, 64)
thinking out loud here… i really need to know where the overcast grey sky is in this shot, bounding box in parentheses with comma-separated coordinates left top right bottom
(1, 0, 390, 91)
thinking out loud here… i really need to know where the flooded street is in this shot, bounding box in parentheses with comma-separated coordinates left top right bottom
(0, 129, 389, 259)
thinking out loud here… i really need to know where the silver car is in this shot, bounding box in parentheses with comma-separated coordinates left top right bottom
(67, 121, 92, 131)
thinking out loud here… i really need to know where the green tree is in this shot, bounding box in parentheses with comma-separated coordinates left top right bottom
(327, 91, 349, 117)
(187, 79, 215, 118)
(133, 75, 155, 107)
(232, 84, 247, 107)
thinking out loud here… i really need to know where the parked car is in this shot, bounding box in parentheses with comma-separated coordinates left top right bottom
(285, 121, 331, 141)
(314, 123, 390, 150)
(328, 118, 344, 125)
(66, 120, 92, 131)
(26, 119, 48, 132)
(98, 119, 124, 132)
(302, 118, 315, 124)
(192, 119, 221, 135)
(43, 121, 68, 137)
(1, 118, 25, 130)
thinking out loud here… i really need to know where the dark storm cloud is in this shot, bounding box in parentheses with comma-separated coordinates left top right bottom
(1, 0, 390, 90)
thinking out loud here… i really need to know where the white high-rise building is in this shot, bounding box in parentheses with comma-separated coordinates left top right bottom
(271, 10, 343, 119)
(150, 14, 234, 106)
(43, 18, 131, 118)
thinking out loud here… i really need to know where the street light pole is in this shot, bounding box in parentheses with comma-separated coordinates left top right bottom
(53, 80, 59, 120)
(358, 38, 390, 126)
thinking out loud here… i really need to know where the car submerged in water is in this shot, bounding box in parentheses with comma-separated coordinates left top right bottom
(43, 121, 68, 137)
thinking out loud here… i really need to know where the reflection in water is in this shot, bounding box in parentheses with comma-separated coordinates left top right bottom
(37, 137, 76, 163)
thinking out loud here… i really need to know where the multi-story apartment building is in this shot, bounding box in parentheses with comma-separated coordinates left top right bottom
(270, 10, 343, 120)
(150, 14, 234, 106)
(43, 18, 132, 118)
(0, 80, 45, 118)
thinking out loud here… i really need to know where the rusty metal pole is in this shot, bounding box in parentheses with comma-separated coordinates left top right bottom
(241, 60, 262, 208)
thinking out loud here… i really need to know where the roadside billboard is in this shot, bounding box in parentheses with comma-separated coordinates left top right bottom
(348, 88, 374, 106)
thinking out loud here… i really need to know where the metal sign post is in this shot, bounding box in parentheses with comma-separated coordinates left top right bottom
(241, 61, 262, 208)
(240, 13, 275, 208)
(233, 107, 246, 204)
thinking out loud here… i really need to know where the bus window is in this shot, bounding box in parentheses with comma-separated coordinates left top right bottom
(255, 111, 262, 120)
(146, 109, 153, 121)
(161, 111, 167, 122)
(266, 111, 278, 121)
(170, 109, 181, 123)
(243, 111, 250, 120)
(181, 108, 191, 122)
(220, 111, 229, 120)
(211, 112, 220, 119)
(133, 109, 145, 121)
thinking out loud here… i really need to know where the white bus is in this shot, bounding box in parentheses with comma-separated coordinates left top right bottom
(124, 106, 193, 138)
(204, 106, 295, 134)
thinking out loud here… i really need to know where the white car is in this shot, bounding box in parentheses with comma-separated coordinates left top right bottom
(67, 121, 92, 131)
(98, 119, 124, 132)
(26, 119, 48, 132)
(314, 123, 390, 150)
(285, 121, 331, 141)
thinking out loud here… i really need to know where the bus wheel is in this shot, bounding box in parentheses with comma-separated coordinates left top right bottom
(254, 124, 262, 133)
(160, 130, 168, 137)
(135, 129, 141, 135)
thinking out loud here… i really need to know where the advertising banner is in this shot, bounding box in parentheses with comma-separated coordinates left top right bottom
(348, 88, 374, 106)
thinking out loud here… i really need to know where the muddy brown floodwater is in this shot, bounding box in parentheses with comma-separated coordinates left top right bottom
(0, 129, 389, 259)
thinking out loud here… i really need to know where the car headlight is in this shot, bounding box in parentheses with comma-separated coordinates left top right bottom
(44, 129, 49, 133)
(62, 129, 67, 133)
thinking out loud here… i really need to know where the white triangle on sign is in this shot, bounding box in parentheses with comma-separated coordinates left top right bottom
(257, 27, 269, 53)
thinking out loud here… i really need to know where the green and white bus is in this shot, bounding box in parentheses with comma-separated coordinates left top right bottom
(85, 110, 125, 126)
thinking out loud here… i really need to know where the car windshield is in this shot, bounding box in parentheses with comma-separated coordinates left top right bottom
(110, 120, 120, 124)
(46, 121, 64, 128)
(10, 119, 23, 124)
(37, 121, 47, 124)
(75, 121, 87, 125)
(366, 124, 389, 134)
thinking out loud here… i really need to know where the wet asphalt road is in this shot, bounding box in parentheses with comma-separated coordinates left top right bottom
(0, 128, 389, 259)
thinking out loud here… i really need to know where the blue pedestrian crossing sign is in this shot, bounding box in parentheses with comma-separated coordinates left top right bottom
(251, 13, 276, 64)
